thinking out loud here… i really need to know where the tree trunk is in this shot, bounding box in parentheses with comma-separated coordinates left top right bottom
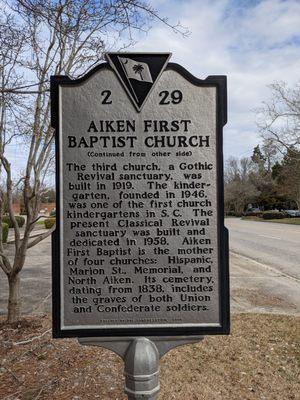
(234, 202, 244, 216)
(295, 189, 300, 211)
(7, 273, 21, 323)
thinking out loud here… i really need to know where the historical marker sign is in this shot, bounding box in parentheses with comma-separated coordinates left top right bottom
(51, 53, 229, 338)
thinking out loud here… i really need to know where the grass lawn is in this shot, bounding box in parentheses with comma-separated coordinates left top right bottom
(241, 216, 300, 225)
(36, 219, 46, 226)
(0, 314, 299, 400)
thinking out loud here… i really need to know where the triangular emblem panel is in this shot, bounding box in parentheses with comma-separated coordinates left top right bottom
(106, 53, 171, 111)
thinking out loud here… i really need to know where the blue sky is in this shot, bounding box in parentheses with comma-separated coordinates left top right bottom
(4, 0, 300, 178)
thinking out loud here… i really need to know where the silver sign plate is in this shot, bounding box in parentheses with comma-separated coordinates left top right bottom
(51, 53, 229, 336)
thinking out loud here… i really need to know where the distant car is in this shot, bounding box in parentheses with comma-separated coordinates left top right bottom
(284, 210, 300, 217)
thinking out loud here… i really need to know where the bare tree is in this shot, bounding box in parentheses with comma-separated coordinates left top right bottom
(256, 82, 300, 209)
(224, 157, 260, 215)
(256, 81, 300, 158)
(0, 0, 188, 323)
(0, 10, 30, 323)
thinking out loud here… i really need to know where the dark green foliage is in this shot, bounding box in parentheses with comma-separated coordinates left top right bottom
(225, 211, 244, 217)
(2, 223, 9, 243)
(2, 216, 10, 227)
(44, 218, 56, 229)
(16, 216, 25, 227)
(262, 211, 285, 220)
(225, 145, 300, 215)
(225, 211, 240, 217)
(271, 161, 283, 181)
(2, 215, 25, 228)
(255, 193, 288, 211)
(243, 210, 263, 217)
(251, 145, 266, 174)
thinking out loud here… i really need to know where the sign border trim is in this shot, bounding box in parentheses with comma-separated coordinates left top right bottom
(50, 61, 229, 338)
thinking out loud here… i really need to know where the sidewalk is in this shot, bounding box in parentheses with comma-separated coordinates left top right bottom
(7, 227, 49, 243)
(0, 235, 52, 316)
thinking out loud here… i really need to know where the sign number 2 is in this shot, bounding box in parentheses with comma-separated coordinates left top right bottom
(159, 90, 183, 105)
(101, 90, 112, 104)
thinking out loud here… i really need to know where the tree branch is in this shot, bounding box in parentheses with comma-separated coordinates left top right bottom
(27, 224, 56, 249)
(0, 253, 12, 275)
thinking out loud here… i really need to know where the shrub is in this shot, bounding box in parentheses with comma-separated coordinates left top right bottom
(2, 215, 25, 228)
(225, 211, 236, 217)
(16, 216, 25, 227)
(262, 211, 285, 220)
(243, 211, 263, 218)
(44, 218, 56, 229)
(2, 223, 9, 243)
(2, 216, 11, 227)
(225, 211, 242, 217)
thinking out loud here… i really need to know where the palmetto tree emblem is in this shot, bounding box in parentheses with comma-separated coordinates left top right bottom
(132, 63, 145, 80)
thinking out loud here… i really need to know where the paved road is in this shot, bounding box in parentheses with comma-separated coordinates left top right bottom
(225, 218, 300, 280)
(226, 218, 300, 316)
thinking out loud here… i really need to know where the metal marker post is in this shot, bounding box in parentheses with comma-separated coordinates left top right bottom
(124, 338, 160, 400)
(79, 336, 204, 400)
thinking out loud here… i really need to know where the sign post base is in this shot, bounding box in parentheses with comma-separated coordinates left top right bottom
(79, 336, 204, 399)
(124, 338, 160, 400)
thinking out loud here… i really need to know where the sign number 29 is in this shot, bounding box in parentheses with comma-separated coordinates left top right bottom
(159, 90, 183, 105)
